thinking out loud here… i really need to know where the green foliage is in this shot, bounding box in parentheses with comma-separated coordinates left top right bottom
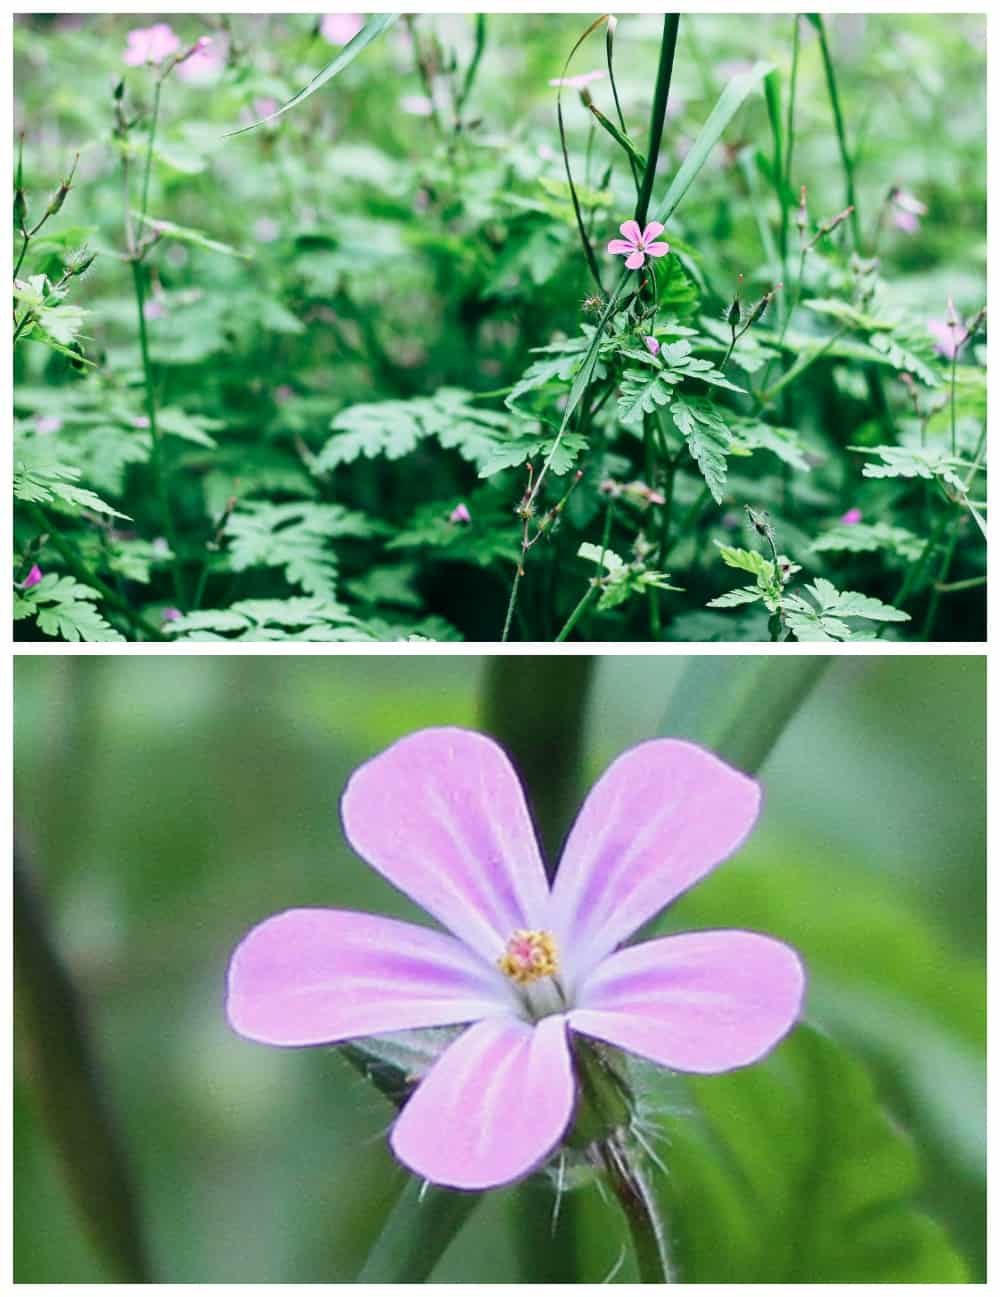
(13, 574, 124, 641)
(12, 12, 986, 641)
(649, 1025, 968, 1282)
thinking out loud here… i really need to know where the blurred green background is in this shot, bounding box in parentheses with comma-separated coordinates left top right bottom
(14, 654, 985, 1281)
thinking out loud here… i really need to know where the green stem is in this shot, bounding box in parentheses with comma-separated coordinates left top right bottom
(356, 1178, 480, 1282)
(781, 14, 801, 268)
(500, 561, 523, 643)
(138, 78, 162, 232)
(131, 259, 186, 607)
(15, 853, 153, 1281)
(920, 518, 962, 640)
(635, 15, 680, 227)
(555, 583, 598, 642)
(598, 1135, 673, 1282)
(949, 348, 958, 457)
(25, 503, 166, 641)
(810, 14, 860, 249)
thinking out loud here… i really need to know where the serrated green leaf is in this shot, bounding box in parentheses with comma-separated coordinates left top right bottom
(671, 398, 731, 504)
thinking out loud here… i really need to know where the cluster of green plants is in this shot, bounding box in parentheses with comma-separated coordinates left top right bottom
(13, 13, 986, 640)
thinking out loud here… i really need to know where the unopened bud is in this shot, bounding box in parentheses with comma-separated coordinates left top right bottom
(579, 86, 594, 108)
(46, 154, 79, 217)
(816, 205, 853, 239)
(726, 273, 744, 327)
(66, 246, 97, 277)
(113, 77, 125, 101)
(795, 185, 808, 232)
(14, 187, 27, 232)
(748, 283, 782, 327)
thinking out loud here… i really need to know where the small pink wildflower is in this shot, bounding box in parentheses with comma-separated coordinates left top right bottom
(608, 219, 670, 271)
(175, 37, 224, 84)
(162, 606, 182, 622)
(643, 335, 660, 356)
(890, 187, 926, 235)
(227, 729, 804, 1189)
(22, 564, 43, 589)
(400, 94, 434, 117)
(321, 13, 364, 45)
(35, 414, 62, 435)
(124, 23, 180, 66)
(839, 507, 863, 526)
(143, 299, 166, 321)
(549, 69, 605, 90)
(132, 415, 151, 429)
(449, 503, 472, 524)
(927, 298, 967, 359)
(253, 218, 281, 244)
(254, 97, 279, 120)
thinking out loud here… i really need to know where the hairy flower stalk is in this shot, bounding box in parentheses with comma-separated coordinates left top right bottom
(227, 729, 805, 1277)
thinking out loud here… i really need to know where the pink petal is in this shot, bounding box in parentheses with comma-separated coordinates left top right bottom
(625, 250, 646, 270)
(390, 1015, 575, 1188)
(549, 739, 761, 981)
(226, 909, 516, 1046)
(619, 219, 642, 245)
(641, 221, 665, 241)
(644, 241, 670, 258)
(607, 239, 635, 255)
(340, 728, 550, 961)
(569, 930, 804, 1073)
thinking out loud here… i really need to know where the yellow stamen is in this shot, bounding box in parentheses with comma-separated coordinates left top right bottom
(498, 929, 559, 985)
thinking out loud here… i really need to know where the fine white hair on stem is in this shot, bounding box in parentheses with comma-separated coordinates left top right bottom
(601, 1241, 628, 1284)
(551, 1154, 568, 1236)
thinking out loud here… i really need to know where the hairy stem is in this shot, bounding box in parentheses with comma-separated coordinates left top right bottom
(598, 1135, 673, 1282)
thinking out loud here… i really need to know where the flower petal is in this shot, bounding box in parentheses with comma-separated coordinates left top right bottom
(227, 908, 517, 1045)
(549, 739, 761, 980)
(625, 250, 646, 270)
(619, 219, 642, 245)
(644, 241, 670, 258)
(390, 1015, 575, 1188)
(607, 238, 636, 255)
(641, 221, 665, 241)
(569, 930, 804, 1072)
(341, 728, 550, 961)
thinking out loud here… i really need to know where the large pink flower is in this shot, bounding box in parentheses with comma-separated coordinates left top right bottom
(123, 23, 181, 67)
(227, 728, 804, 1190)
(608, 220, 670, 270)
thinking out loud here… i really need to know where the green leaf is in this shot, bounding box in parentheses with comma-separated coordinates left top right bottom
(224, 501, 374, 597)
(14, 575, 125, 643)
(670, 398, 731, 504)
(850, 444, 968, 494)
(714, 542, 774, 583)
(812, 521, 923, 562)
(133, 213, 247, 258)
(654, 61, 773, 224)
(14, 435, 131, 520)
(649, 1025, 968, 1282)
(784, 578, 910, 641)
(616, 369, 673, 426)
(227, 14, 400, 135)
(731, 418, 811, 471)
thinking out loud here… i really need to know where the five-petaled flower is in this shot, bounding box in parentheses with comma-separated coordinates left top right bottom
(124, 23, 181, 66)
(608, 220, 670, 270)
(226, 728, 805, 1190)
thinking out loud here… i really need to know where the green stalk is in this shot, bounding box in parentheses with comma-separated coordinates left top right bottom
(809, 15, 861, 248)
(635, 15, 680, 227)
(131, 260, 185, 607)
(660, 656, 829, 775)
(780, 14, 801, 269)
(606, 18, 642, 194)
(138, 77, 163, 231)
(479, 656, 595, 867)
(555, 584, 599, 642)
(598, 1135, 673, 1282)
(15, 854, 153, 1281)
(355, 1178, 480, 1282)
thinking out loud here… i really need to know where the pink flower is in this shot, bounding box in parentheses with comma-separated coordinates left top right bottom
(321, 13, 364, 45)
(274, 384, 295, 404)
(608, 220, 670, 271)
(254, 97, 279, 120)
(175, 37, 224, 83)
(549, 69, 605, 90)
(643, 335, 660, 356)
(35, 414, 62, 435)
(22, 564, 43, 589)
(162, 606, 182, 622)
(892, 209, 919, 234)
(253, 218, 281, 244)
(400, 94, 434, 117)
(227, 729, 804, 1189)
(839, 507, 863, 525)
(143, 299, 166, 321)
(124, 23, 180, 67)
(449, 503, 471, 524)
(132, 415, 151, 429)
(927, 300, 967, 360)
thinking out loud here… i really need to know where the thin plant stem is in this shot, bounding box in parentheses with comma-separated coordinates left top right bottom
(598, 1135, 673, 1283)
(500, 564, 523, 643)
(555, 584, 599, 643)
(811, 15, 861, 249)
(920, 520, 962, 639)
(139, 78, 163, 231)
(949, 347, 958, 456)
(606, 19, 641, 194)
(635, 15, 680, 227)
(781, 14, 801, 267)
(131, 260, 186, 607)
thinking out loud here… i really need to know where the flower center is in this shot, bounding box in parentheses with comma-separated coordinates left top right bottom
(498, 929, 558, 985)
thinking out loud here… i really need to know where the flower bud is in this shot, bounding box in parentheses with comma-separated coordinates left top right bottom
(45, 155, 79, 217)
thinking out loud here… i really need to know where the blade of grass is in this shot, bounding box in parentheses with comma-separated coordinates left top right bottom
(635, 14, 680, 227)
(225, 14, 399, 136)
